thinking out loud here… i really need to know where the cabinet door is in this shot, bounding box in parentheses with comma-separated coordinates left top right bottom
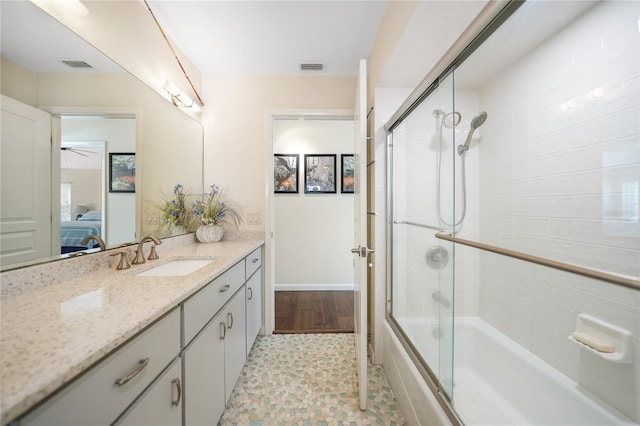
(224, 288, 246, 401)
(245, 270, 262, 356)
(183, 308, 226, 425)
(117, 358, 182, 426)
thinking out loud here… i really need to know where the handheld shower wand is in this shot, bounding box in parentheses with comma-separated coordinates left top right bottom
(457, 111, 487, 155)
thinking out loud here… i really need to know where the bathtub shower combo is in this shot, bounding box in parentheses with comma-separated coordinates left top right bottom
(385, 1, 639, 425)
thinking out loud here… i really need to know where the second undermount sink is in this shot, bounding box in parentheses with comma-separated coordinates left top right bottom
(136, 259, 214, 277)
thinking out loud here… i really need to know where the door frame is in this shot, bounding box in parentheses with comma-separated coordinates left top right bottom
(42, 106, 142, 243)
(264, 108, 353, 335)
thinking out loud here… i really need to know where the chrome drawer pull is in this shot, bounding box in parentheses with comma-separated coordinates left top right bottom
(171, 377, 182, 407)
(248, 287, 253, 300)
(115, 357, 149, 386)
(219, 284, 230, 293)
(252, 258, 259, 263)
(227, 312, 234, 329)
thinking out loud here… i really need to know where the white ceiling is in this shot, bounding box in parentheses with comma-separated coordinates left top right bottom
(1, 0, 490, 91)
(147, 0, 388, 77)
(0, 1, 124, 74)
(5, 0, 582, 98)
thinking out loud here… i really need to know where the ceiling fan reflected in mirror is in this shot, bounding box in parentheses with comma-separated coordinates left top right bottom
(60, 147, 99, 157)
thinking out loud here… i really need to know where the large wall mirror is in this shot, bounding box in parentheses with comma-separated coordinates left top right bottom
(0, 1, 203, 271)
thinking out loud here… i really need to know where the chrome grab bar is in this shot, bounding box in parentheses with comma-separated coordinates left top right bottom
(435, 232, 640, 291)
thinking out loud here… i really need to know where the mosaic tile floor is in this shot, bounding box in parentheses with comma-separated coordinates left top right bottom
(219, 334, 405, 425)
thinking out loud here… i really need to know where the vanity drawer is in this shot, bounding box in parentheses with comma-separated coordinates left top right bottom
(245, 247, 262, 278)
(183, 261, 245, 346)
(21, 308, 180, 426)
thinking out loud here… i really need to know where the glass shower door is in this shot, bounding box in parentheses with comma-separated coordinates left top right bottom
(389, 70, 456, 399)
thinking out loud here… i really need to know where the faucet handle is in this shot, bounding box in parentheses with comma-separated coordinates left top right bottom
(148, 245, 159, 261)
(110, 251, 131, 270)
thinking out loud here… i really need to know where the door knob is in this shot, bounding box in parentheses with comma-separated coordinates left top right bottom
(351, 246, 374, 257)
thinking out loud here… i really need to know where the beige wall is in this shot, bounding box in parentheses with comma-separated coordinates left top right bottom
(368, 0, 417, 100)
(201, 75, 356, 230)
(1, 57, 37, 106)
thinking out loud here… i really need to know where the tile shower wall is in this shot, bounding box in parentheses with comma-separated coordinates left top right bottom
(474, 1, 639, 420)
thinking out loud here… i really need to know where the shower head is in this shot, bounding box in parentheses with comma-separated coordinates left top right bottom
(457, 111, 488, 155)
(470, 111, 487, 129)
(433, 109, 462, 128)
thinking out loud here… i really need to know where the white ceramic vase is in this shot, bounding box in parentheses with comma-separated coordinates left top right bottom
(196, 224, 224, 243)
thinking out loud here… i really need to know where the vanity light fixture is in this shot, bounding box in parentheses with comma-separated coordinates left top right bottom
(163, 78, 201, 112)
(145, 0, 204, 110)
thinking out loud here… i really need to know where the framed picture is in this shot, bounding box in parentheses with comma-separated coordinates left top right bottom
(274, 154, 299, 193)
(109, 153, 136, 193)
(341, 154, 355, 193)
(304, 154, 336, 194)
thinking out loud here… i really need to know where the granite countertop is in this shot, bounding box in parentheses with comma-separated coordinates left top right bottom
(0, 239, 264, 425)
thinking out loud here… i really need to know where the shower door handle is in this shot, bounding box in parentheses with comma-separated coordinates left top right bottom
(351, 246, 374, 257)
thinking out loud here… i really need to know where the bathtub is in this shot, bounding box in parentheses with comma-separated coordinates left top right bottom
(391, 316, 635, 425)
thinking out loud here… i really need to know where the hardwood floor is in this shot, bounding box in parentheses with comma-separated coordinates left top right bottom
(274, 291, 354, 334)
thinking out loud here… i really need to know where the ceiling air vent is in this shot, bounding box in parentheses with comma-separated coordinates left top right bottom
(60, 60, 93, 69)
(299, 62, 325, 73)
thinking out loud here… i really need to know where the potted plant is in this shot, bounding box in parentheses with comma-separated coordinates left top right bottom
(192, 184, 242, 242)
(157, 184, 192, 235)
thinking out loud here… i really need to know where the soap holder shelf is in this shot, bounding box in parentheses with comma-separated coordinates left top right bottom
(568, 314, 633, 364)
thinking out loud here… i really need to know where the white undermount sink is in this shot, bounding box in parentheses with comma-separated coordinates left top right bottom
(136, 259, 214, 277)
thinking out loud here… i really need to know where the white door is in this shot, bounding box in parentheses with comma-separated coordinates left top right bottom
(1, 95, 52, 266)
(352, 58, 370, 411)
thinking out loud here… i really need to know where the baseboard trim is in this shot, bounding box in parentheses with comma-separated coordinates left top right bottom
(275, 283, 354, 291)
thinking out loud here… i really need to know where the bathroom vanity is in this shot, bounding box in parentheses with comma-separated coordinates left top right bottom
(0, 239, 264, 425)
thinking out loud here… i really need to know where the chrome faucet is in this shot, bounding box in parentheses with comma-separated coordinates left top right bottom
(132, 236, 162, 265)
(80, 234, 106, 251)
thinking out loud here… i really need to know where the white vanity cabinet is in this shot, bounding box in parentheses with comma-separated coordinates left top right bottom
(14, 243, 264, 426)
(183, 269, 247, 425)
(20, 308, 180, 426)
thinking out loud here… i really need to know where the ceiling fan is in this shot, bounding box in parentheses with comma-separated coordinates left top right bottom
(61, 147, 99, 157)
